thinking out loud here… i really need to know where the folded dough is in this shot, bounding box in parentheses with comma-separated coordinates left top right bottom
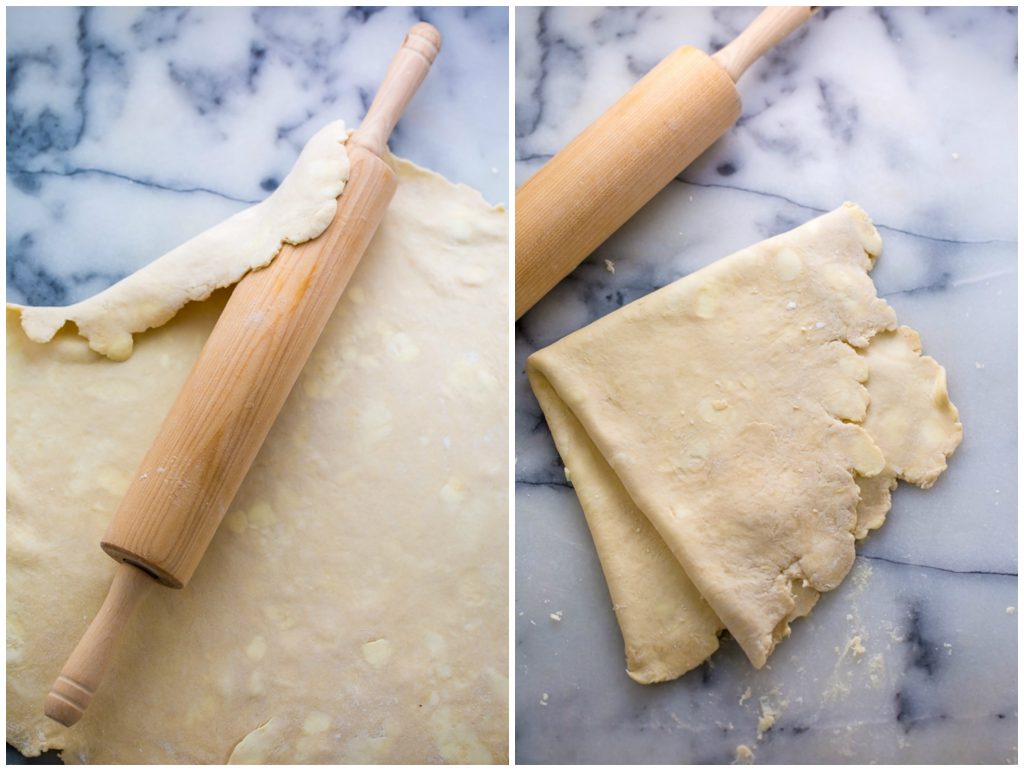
(7, 154, 508, 763)
(528, 203, 961, 682)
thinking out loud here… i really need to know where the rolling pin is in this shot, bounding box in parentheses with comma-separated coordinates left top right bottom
(44, 22, 442, 728)
(515, 6, 817, 319)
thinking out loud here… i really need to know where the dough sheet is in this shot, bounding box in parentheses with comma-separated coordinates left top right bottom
(7, 151, 508, 763)
(12, 121, 350, 362)
(528, 204, 961, 682)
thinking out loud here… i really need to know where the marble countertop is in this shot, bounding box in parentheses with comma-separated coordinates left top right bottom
(515, 6, 1016, 764)
(5, 5, 507, 764)
(7, 5, 508, 310)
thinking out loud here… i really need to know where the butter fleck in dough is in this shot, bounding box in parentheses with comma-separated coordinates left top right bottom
(246, 636, 267, 662)
(528, 204, 961, 682)
(7, 151, 508, 763)
(361, 639, 393, 668)
(225, 510, 248, 534)
(302, 711, 331, 735)
(246, 502, 277, 530)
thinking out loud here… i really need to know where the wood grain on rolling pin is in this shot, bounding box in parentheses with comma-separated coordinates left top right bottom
(515, 47, 740, 319)
(101, 150, 396, 589)
(515, 7, 817, 319)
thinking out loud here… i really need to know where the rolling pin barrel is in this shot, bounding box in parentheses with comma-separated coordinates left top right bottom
(100, 22, 440, 591)
(515, 47, 740, 319)
(514, 6, 817, 319)
(100, 148, 398, 589)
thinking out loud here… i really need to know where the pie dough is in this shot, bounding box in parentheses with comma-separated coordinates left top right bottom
(528, 204, 961, 683)
(12, 121, 350, 362)
(7, 148, 508, 762)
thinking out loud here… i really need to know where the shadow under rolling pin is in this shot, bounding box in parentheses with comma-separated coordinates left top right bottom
(44, 21, 442, 728)
(515, 6, 818, 320)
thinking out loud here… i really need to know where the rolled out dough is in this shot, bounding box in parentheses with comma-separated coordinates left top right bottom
(11, 121, 350, 362)
(528, 204, 961, 683)
(7, 152, 508, 763)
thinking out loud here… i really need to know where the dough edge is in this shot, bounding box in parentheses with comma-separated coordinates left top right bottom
(9, 120, 352, 361)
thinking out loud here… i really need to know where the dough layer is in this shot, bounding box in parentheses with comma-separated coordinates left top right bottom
(11, 121, 350, 361)
(528, 204, 961, 681)
(7, 153, 508, 763)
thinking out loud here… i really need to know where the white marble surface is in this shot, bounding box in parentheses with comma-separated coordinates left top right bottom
(516, 6, 1016, 764)
(7, 5, 508, 309)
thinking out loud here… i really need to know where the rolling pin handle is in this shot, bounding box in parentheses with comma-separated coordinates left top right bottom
(350, 22, 442, 158)
(44, 563, 155, 727)
(712, 6, 818, 82)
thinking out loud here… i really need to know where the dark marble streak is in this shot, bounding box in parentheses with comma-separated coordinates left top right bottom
(7, 232, 130, 306)
(859, 553, 1017, 579)
(904, 601, 942, 677)
(7, 235, 69, 306)
(892, 598, 946, 733)
(873, 7, 904, 43)
(8, 8, 125, 168)
(519, 151, 1010, 255)
(8, 8, 246, 197)
(514, 150, 552, 164)
(586, 7, 652, 45)
(669, 176, 1017, 247)
(11, 165, 258, 203)
(129, 6, 190, 47)
(816, 79, 859, 144)
(517, 8, 552, 140)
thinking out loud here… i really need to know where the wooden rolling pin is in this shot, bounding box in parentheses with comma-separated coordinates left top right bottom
(515, 6, 817, 319)
(44, 22, 442, 728)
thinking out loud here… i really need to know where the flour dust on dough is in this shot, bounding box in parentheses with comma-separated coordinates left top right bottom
(10, 121, 350, 362)
(528, 204, 961, 683)
(7, 154, 508, 763)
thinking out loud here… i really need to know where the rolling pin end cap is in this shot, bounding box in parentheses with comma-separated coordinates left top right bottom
(406, 22, 441, 61)
(45, 675, 92, 727)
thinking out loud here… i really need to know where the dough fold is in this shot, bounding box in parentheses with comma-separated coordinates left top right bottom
(531, 370, 724, 683)
(10, 121, 351, 361)
(528, 203, 961, 681)
(8, 153, 508, 763)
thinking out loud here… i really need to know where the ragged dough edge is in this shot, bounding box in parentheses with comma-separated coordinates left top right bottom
(10, 131, 505, 365)
(850, 325, 963, 537)
(861, 326, 963, 487)
(528, 202, 961, 679)
(700, 289, 885, 660)
(651, 205, 892, 667)
(9, 120, 351, 361)
(854, 472, 898, 539)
